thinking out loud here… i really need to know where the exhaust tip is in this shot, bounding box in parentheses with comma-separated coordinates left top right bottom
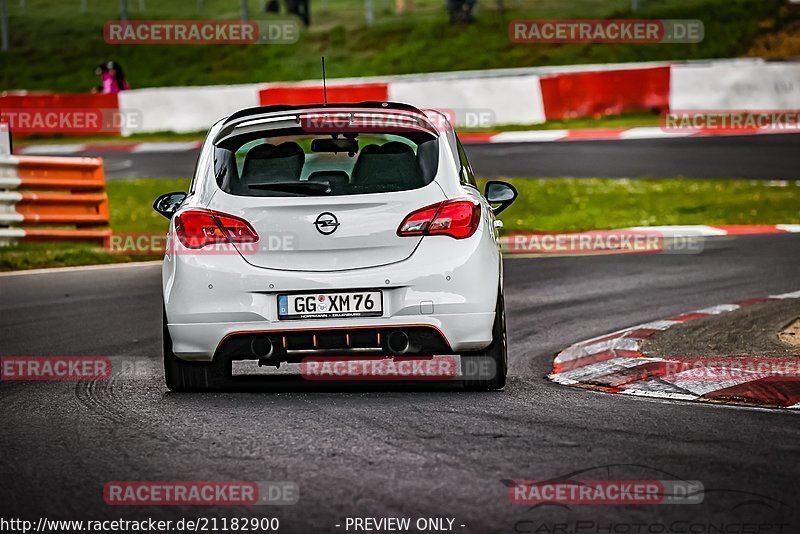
(250, 337, 274, 360)
(387, 331, 410, 355)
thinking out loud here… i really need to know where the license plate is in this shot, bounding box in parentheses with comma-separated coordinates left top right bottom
(278, 291, 383, 320)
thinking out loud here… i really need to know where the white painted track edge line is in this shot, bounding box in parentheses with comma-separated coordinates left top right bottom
(621, 389, 699, 401)
(0, 260, 163, 277)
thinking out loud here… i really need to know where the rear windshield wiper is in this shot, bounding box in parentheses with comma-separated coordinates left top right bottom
(247, 181, 331, 196)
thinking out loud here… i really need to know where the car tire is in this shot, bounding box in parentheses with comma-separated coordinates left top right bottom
(462, 291, 507, 391)
(163, 308, 226, 392)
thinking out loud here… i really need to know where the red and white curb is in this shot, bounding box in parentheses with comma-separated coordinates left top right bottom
(625, 224, 800, 236)
(498, 225, 800, 256)
(14, 126, 800, 155)
(458, 127, 797, 144)
(549, 290, 800, 409)
(501, 225, 800, 241)
(15, 141, 203, 155)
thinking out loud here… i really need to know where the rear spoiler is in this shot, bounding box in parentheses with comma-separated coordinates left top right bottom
(214, 102, 443, 146)
(224, 101, 429, 123)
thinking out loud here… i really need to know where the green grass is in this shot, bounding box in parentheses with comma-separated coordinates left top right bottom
(462, 112, 662, 133)
(0, 0, 791, 92)
(106, 178, 189, 231)
(2, 176, 798, 271)
(490, 178, 800, 232)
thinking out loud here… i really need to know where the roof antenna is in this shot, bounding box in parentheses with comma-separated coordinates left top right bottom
(321, 56, 328, 106)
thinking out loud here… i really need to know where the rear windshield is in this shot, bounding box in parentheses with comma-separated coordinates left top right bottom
(214, 133, 439, 197)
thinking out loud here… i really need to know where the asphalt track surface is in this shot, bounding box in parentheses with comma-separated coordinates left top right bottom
(466, 134, 800, 180)
(2, 234, 800, 531)
(47, 133, 800, 180)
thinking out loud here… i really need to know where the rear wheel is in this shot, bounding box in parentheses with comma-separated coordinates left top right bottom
(163, 309, 226, 392)
(462, 291, 507, 391)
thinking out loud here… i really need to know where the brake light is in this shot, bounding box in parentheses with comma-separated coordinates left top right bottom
(174, 209, 259, 249)
(397, 199, 480, 239)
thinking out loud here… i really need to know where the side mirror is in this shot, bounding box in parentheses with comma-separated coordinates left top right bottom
(484, 180, 517, 215)
(153, 192, 187, 219)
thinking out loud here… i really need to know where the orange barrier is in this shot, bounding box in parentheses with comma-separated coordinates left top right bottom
(21, 228, 114, 242)
(0, 155, 111, 243)
(13, 156, 107, 191)
(16, 192, 109, 226)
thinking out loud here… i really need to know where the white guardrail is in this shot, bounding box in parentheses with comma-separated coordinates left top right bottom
(113, 58, 800, 135)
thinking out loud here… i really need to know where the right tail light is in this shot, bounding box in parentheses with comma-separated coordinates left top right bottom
(397, 199, 481, 239)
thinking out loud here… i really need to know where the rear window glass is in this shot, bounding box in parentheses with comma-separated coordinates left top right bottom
(214, 133, 439, 197)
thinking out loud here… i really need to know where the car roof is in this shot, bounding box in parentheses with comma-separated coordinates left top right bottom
(214, 101, 451, 146)
(225, 101, 429, 123)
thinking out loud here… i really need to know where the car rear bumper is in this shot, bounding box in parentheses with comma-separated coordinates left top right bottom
(168, 313, 494, 362)
(163, 233, 500, 362)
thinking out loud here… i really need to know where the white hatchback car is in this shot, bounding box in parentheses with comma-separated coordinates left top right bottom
(154, 102, 517, 391)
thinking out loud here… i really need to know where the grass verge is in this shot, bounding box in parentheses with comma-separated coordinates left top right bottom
(1, 177, 798, 271)
(0, 0, 791, 91)
(491, 178, 800, 231)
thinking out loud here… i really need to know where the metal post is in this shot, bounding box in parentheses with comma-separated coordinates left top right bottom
(81, 0, 87, 13)
(197, 0, 203, 13)
(120, 0, 128, 21)
(631, 0, 639, 12)
(241, 0, 249, 21)
(0, 122, 11, 157)
(138, 0, 144, 11)
(365, 0, 374, 26)
(0, 0, 8, 52)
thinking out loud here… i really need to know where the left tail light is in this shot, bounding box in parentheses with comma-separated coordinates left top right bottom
(174, 209, 259, 249)
(397, 199, 481, 239)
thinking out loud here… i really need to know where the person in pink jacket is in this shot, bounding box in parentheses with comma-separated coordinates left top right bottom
(93, 61, 130, 94)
